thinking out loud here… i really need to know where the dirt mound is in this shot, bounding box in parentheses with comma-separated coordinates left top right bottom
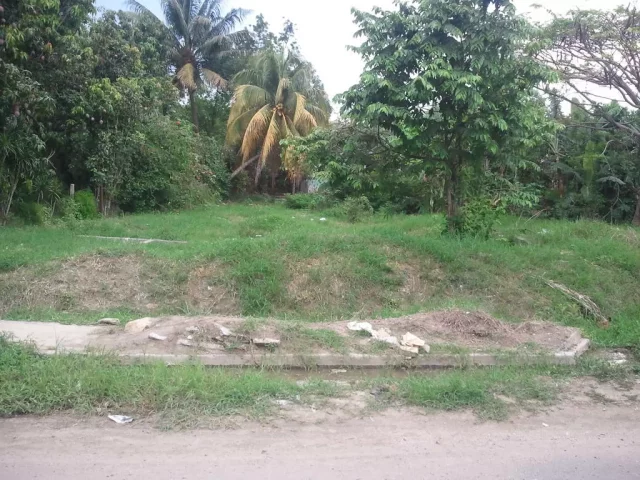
(84, 310, 582, 356)
(311, 310, 581, 352)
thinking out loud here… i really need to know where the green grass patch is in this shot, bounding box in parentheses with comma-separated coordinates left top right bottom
(0, 204, 638, 349)
(0, 336, 333, 426)
(1, 337, 637, 424)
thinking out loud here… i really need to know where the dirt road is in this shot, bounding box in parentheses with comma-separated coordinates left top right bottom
(2, 404, 639, 480)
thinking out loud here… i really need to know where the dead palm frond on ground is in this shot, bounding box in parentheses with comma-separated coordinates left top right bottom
(127, 0, 249, 131)
(226, 50, 331, 186)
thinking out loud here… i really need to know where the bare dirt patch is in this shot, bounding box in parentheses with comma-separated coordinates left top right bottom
(186, 265, 241, 314)
(284, 254, 445, 317)
(0, 255, 149, 313)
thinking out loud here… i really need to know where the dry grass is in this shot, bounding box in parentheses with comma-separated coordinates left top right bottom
(0, 254, 240, 321)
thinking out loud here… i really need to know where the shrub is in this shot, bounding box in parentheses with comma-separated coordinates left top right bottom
(15, 202, 46, 225)
(284, 193, 325, 210)
(450, 198, 500, 239)
(74, 190, 99, 219)
(342, 196, 374, 223)
(57, 196, 81, 221)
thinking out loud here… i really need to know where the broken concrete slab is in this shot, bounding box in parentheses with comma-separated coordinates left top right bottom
(252, 338, 281, 347)
(79, 235, 187, 244)
(148, 333, 167, 341)
(401, 332, 425, 348)
(0, 317, 591, 368)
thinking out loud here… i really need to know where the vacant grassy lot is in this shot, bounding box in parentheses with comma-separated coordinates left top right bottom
(1, 201, 639, 349)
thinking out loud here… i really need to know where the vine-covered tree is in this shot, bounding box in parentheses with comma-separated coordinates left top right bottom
(128, 0, 249, 131)
(341, 0, 555, 230)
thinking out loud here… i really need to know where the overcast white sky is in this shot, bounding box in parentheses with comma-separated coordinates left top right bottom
(96, 0, 615, 101)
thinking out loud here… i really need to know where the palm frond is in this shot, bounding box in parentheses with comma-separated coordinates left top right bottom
(210, 8, 250, 36)
(305, 104, 330, 126)
(198, 0, 220, 18)
(161, 0, 190, 43)
(260, 111, 284, 165)
(202, 68, 227, 89)
(229, 85, 272, 118)
(176, 63, 197, 90)
(126, 0, 157, 16)
(226, 106, 262, 145)
(240, 105, 273, 161)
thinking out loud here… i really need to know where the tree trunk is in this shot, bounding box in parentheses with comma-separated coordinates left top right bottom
(230, 155, 259, 179)
(189, 90, 199, 133)
(2, 172, 20, 221)
(445, 159, 460, 233)
(633, 190, 640, 227)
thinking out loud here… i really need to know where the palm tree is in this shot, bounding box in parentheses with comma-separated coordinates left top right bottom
(128, 0, 248, 131)
(226, 49, 331, 187)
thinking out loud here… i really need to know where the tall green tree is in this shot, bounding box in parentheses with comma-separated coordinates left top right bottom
(226, 49, 331, 187)
(128, 0, 249, 131)
(340, 0, 555, 230)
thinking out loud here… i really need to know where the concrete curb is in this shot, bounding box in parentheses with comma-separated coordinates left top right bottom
(114, 340, 590, 368)
(78, 235, 187, 244)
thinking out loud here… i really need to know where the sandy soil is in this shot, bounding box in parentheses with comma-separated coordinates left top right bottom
(2, 400, 639, 480)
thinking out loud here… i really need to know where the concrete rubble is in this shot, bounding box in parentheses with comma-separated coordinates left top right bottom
(348, 321, 430, 354)
(148, 332, 167, 341)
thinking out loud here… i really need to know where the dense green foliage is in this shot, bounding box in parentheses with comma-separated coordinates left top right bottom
(340, 0, 556, 233)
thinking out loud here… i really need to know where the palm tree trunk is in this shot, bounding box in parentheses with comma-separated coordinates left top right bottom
(189, 90, 199, 133)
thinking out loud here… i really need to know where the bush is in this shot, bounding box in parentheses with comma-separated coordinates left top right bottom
(110, 117, 228, 212)
(74, 190, 99, 219)
(15, 202, 46, 225)
(57, 196, 81, 221)
(284, 193, 329, 210)
(450, 198, 500, 239)
(342, 196, 374, 223)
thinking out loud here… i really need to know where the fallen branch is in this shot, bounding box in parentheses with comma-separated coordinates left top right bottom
(230, 155, 259, 179)
(545, 280, 610, 328)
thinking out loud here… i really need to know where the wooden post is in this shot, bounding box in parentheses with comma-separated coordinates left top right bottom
(69, 184, 75, 197)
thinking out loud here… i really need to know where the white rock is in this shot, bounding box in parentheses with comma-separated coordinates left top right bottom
(97, 318, 120, 325)
(399, 345, 419, 354)
(108, 415, 133, 424)
(215, 323, 233, 336)
(421, 344, 431, 353)
(319, 218, 327, 221)
(187, 335, 193, 340)
(401, 332, 425, 348)
(331, 369, 347, 374)
(177, 339, 192, 347)
(347, 321, 374, 334)
(148, 332, 167, 341)
(252, 337, 281, 347)
(124, 317, 153, 333)
(372, 328, 399, 346)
